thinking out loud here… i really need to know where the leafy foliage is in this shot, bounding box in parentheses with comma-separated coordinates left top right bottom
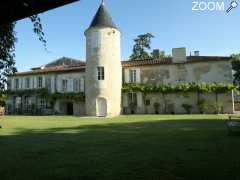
(151, 50, 171, 59)
(0, 23, 17, 90)
(198, 99, 208, 114)
(51, 92, 85, 101)
(5, 89, 85, 102)
(6, 88, 49, 97)
(182, 104, 192, 114)
(29, 15, 47, 49)
(231, 54, 240, 84)
(122, 83, 237, 94)
(130, 33, 154, 60)
(0, 15, 46, 90)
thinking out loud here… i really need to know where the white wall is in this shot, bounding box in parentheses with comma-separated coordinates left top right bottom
(8, 72, 85, 94)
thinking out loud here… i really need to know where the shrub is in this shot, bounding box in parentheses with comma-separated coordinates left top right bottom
(213, 103, 224, 114)
(198, 99, 208, 114)
(182, 104, 192, 114)
(154, 102, 160, 114)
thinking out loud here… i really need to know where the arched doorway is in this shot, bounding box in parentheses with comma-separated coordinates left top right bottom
(97, 98, 107, 117)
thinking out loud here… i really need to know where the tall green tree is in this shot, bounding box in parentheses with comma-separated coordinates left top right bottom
(0, 23, 17, 90)
(130, 33, 154, 60)
(0, 15, 46, 90)
(231, 53, 240, 84)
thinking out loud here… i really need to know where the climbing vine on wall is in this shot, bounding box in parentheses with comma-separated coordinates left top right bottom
(5, 89, 85, 102)
(122, 83, 237, 93)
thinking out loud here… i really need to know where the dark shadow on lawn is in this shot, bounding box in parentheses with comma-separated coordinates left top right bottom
(0, 119, 240, 180)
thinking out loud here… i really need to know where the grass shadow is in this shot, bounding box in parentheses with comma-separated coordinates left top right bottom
(0, 118, 240, 180)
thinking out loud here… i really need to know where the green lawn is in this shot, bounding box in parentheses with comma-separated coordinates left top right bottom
(0, 115, 240, 180)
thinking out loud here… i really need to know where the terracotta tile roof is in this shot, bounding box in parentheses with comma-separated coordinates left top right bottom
(12, 56, 231, 76)
(122, 58, 172, 67)
(14, 65, 86, 76)
(122, 56, 231, 67)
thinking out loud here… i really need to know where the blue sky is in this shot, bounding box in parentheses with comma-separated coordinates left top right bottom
(15, 0, 240, 71)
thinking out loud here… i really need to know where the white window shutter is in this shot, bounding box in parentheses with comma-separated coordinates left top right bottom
(136, 69, 141, 83)
(69, 79, 73, 92)
(80, 78, 85, 92)
(125, 69, 130, 83)
(42, 76, 45, 88)
(137, 93, 143, 107)
(123, 93, 128, 107)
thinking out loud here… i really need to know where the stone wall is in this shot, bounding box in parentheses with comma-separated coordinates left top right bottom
(122, 91, 234, 114)
(124, 61, 233, 85)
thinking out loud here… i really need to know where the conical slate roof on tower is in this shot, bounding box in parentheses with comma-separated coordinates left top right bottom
(88, 1, 118, 29)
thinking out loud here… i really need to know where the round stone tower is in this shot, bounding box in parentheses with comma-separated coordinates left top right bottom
(84, 1, 122, 117)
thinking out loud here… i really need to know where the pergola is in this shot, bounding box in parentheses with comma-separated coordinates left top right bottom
(0, 0, 80, 25)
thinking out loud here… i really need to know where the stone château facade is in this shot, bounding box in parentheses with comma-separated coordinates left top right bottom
(5, 2, 234, 117)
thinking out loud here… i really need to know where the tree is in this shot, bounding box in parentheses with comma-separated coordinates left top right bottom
(130, 33, 154, 60)
(0, 15, 46, 90)
(0, 23, 17, 90)
(151, 50, 171, 59)
(231, 53, 240, 84)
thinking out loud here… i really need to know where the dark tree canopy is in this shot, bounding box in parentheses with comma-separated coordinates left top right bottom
(130, 33, 154, 61)
(0, 23, 17, 90)
(231, 53, 240, 84)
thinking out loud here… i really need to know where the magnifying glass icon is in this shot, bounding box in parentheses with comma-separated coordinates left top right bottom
(226, 1, 238, 13)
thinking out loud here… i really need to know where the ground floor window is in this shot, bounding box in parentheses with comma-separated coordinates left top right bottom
(128, 93, 137, 105)
(38, 98, 46, 109)
(145, 99, 151, 106)
(128, 93, 137, 114)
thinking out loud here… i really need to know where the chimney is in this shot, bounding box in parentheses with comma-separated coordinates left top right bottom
(194, 51, 200, 56)
(152, 49, 160, 59)
(172, 47, 187, 63)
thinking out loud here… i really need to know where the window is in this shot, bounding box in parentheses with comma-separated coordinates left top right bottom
(25, 78, 30, 89)
(97, 67, 105, 80)
(73, 79, 79, 92)
(38, 98, 45, 109)
(45, 78, 51, 91)
(62, 79, 68, 92)
(24, 96, 30, 110)
(130, 70, 137, 83)
(37, 77, 43, 88)
(145, 99, 151, 106)
(15, 79, 19, 89)
(128, 92, 137, 105)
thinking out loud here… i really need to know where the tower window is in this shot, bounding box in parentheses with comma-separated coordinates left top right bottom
(97, 67, 105, 80)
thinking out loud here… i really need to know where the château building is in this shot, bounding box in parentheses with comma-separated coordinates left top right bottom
(5, 1, 234, 116)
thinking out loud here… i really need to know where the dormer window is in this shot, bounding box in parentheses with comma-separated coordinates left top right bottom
(97, 67, 105, 80)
